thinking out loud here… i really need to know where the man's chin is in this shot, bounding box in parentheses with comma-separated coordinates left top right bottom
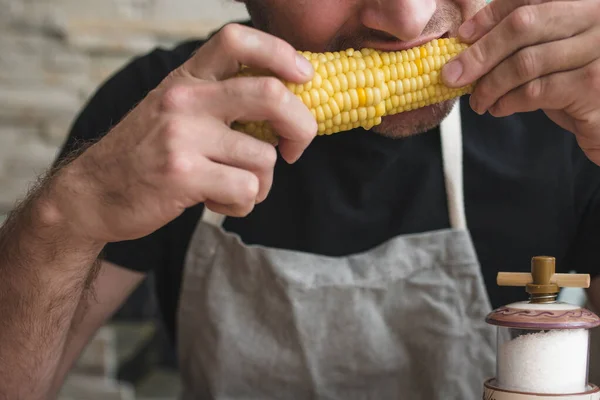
(370, 99, 457, 139)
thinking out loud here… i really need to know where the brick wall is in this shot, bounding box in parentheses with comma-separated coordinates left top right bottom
(0, 0, 247, 215)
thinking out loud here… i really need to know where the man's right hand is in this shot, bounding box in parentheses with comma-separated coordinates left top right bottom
(51, 23, 317, 244)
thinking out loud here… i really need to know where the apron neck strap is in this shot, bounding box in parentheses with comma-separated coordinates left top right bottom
(440, 100, 467, 230)
(202, 206, 226, 227)
(201, 101, 466, 230)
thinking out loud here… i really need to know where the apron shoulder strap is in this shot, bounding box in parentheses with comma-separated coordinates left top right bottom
(440, 100, 467, 230)
(201, 207, 226, 227)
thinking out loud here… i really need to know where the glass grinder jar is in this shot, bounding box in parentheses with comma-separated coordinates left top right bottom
(483, 256, 600, 400)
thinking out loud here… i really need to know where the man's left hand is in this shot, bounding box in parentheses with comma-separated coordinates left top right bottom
(442, 0, 600, 165)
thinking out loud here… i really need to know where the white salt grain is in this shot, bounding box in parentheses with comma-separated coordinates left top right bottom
(497, 329, 589, 394)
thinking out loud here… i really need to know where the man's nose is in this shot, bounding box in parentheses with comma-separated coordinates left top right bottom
(360, 0, 437, 41)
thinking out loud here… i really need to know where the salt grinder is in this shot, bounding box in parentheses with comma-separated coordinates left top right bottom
(483, 256, 600, 399)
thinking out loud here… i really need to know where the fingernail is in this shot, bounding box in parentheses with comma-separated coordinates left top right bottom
(459, 20, 476, 40)
(443, 60, 464, 86)
(296, 54, 313, 77)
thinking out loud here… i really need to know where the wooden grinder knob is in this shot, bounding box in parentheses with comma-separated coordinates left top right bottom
(497, 256, 590, 301)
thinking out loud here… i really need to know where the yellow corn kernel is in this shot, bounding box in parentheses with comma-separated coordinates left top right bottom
(367, 106, 375, 119)
(301, 91, 312, 109)
(341, 57, 349, 73)
(347, 71, 357, 89)
(380, 83, 389, 99)
(342, 92, 352, 111)
(326, 62, 337, 77)
(366, 87, 374, 106)
(334, 92, 344, 110)
(423, 58, 431, 74)
(357, 58, 366, 70)
(382, 65, 391, 81)
(371, 51, 382, 67)
(373, 69, 384, 87)
(316, 106, 325, 122)
(330, 75, 340, 92)
(376, 102, 386, 117)
(410, 61, 418, 77)
(357, 88, 367, 107)
(382, 52, 390, 65)
(348, 57, 357, 72)
(415, 59, 423, 75)
(358, 108, 367, 122)
(390, 64, 399, 80)
(333, 113, 342, 126)
(323, 104, 333, 120)
(403, 62, 411, 78)
(349, 89, 359, 109)
(309, 88, 320, 107)
(318, 88, 329, 104)
(364, 69, 374, 87)
(329, 97, 341, 116)
(355, 69, 366, 88)
(387, 80, 396, 95)
(334, 59, 343, 74)
(341, 112, 350, 124)
(338, 74, 349, 91)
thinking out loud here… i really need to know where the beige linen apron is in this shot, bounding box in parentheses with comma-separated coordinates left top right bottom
(177, 102, 497, 399)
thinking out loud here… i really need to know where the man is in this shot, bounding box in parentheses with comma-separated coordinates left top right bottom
(1, 0, 600, 398)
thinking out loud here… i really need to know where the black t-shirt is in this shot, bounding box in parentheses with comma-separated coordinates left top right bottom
(57, 27, 600, 344)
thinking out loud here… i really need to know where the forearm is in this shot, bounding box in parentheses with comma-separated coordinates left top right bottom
(0, 177, 104, 399)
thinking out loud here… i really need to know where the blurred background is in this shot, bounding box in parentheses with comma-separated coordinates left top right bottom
(0, 0, 247, 399)
(0, 1, 599, 399)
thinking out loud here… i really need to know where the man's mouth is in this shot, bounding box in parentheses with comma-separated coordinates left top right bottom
(362, 31, 450, 52)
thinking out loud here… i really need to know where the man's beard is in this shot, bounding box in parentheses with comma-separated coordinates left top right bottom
(244, 1, 463, 139)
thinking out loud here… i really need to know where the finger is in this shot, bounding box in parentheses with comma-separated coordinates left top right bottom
(457, 0, 581, 43)
(201, 126, 277, 204)
(181, 23, 314, 83)
(471, 28, 600, 114)
(545, 109, 578, 133)
(195, 158, 260, 217)
(491, 58, 600, 118)
(210, 76, 318, 163)
(443, 1, 591, 88)
(486, 68, 577, 117)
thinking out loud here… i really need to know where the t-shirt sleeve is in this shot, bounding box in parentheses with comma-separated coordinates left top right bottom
(55, 50, 181, 274)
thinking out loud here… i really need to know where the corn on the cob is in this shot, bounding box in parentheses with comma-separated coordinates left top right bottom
(233, 37, 472, 144)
